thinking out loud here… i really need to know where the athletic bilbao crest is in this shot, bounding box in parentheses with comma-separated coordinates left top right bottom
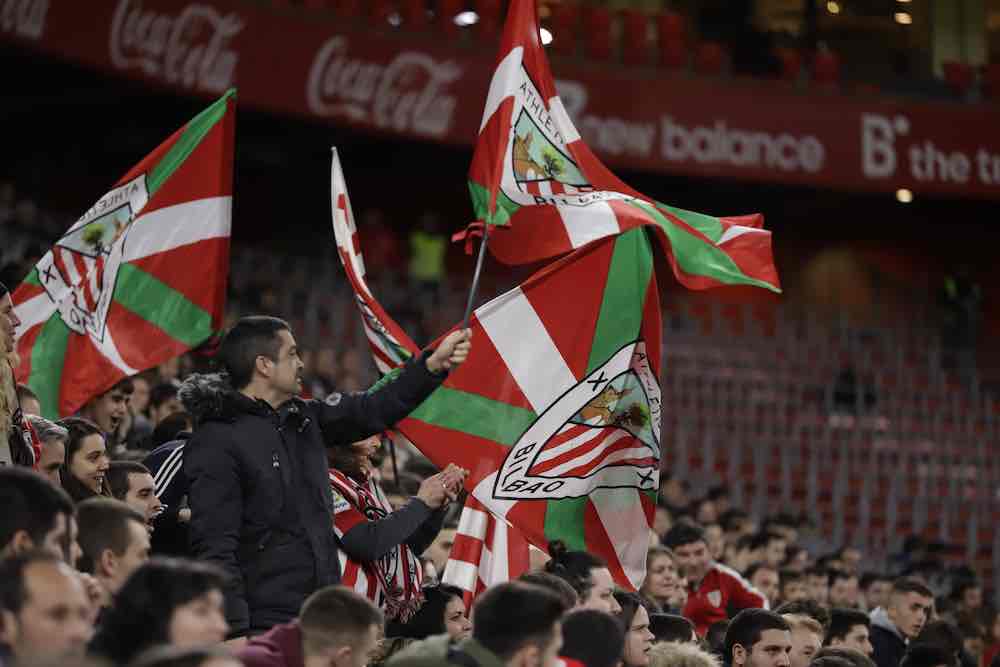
(494, 340, 661, 501)
(35, 175, 148, 340)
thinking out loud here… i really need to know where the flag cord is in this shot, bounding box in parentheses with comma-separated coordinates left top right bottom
(461, 223, 490, 329)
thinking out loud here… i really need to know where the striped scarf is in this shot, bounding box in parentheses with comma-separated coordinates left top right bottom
(329, 468, 424, 621)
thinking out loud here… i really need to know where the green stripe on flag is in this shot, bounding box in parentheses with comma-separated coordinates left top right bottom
(587, 228, 653, 374)
(468, 180, 519, 227)
(409, 386, 535, 446)
(543, 497, 589, 551)
(629, 200, 779, 292)
(655, 202, 723, 243)
(24, 267, 42, 287)
(28, 316, 72, 419)
(367, 367, 404, 394)
(112, 264, 214, 346)
(147, 89, 235, 195)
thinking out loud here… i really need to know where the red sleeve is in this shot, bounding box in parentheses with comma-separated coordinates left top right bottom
(724, 568, 768, 611)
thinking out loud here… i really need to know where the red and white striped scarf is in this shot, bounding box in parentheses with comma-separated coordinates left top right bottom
(329, 468, 424, 621)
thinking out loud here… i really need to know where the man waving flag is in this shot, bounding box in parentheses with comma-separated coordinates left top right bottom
(12, 91, 236, 418)
(468, 0, 780, 293)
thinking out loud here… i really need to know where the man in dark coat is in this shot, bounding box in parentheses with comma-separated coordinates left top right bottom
(870, 578, 934, 667)
(183, 315, 470, 641)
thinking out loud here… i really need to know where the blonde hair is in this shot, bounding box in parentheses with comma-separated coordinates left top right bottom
(646, 545, 679, 569)
(782, 614, 824, 636)
(648, 641, 720, 667)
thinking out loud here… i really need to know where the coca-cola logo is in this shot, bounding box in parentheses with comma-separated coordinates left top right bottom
(1, 0, 48, 40)
(110, 0, 243, 94)
(307, 36, 462, 138)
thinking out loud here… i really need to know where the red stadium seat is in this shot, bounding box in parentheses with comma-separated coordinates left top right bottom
(775, 47, 802, 82)
(942, 61, 975, 96)
(619, 8, 649, 67)
(302, 0, 332, 9)
(548, 4, 580, 57)
(813, 49, 841, 86)
(436, 0, 463, 36)
(694, 41, 727, 76)
(368, 0, 394, 25)
(476, 0, 502, 39)
(656, 11, 686, 69)
(583, 6, 612, 62)
(335, 0, 361, 17)
(401, 0, 429, 29)
(983, 63, 1000, 99)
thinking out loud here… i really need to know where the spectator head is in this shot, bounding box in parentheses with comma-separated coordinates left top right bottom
(80, 377, 134, 435)
(825, 609, 873, 656)
(898, 644, 957, 667)
(805, 567, 830, 605)
(915, 620, 963, 658)
(16, 383, 40, 416)
(719, 509, 753, 540)
(89, 558, 229, 665)
(654, 505, 673, 539)
(544, 540, 621, 614)
(828, 571, 859, 609)
(773, 601, 830, 633)
(151, 411, 194, 449)
(148, 383, 182, 426)
(648, 641, 721, 667)
(779, 570, 807, 605)
(781, 614, 823, 667)
(729, 534, 764, 574)
(471, 582, 567, 667)
(385, 584, 470, 641)
(704, 522, 726, 561)
(216, 315, 301, 398)
(887, 578, 934, 640)
(649, 613, 697, 643)
(838, 548, 862, 575)
(519, 571, 580, 609)
(0, 466, 77, 563)
(812, 648, 877, 667)
(762, 534, 788, 570)
(131, 645, 242, 667)
(420, 521, 457, 578)
(59, 417, 111, 501)
(663, 521, 712, 583)
(641, 546, 682, 609)
(299, 586, 384, 667)
(707, 485, 732, 514)
(707, 621, 731, 661)
(956, 620, 984, 662)
(130, 373, 153, 415)
(0, 281, 20, 353)
(107, 461, 163, 526)
(859, 574, 892, 611)
(693, 498, 718, 524)
(724, 609, 792, 667)
(26, 414, 68, 486)
(746, 564, 780, 606)
(782, 547, 810, 573)
(763, 515, 799, 546)
(614, 592, 656, 667)
(659, 473, 689, 508)
(0, 551, 92, 660)
(75, 498, 150, 598)
(952, 580, 982, 611)
(561, 609, 625, 667)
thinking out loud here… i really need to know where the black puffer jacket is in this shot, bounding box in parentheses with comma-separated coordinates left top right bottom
(182, 352, 443, 637)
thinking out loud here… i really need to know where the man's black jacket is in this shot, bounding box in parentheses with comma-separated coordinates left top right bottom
(182, 352, 443, 637)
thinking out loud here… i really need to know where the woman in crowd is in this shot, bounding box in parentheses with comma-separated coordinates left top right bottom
(60, 417, 112, 502)
(90, 558, 229, 664)
(614, 591, 656, 667)
(641, 545, 687, 614)
(385, 584, 472, 641)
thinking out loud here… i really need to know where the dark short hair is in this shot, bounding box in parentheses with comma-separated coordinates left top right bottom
(76, 498, 146, 574)
(706, 620, 731, 659)
(107, 461, 152, 501)
(719, 509, 749, 533)
(0, 466, 74, 550)
(543, 540, 607, 601)
(825, 609, 871, 645)
(899, 644, 957, 667)
(216, 315, 290, 390)
(892, 577, 934, 599)
(724, 609, 790, 664)
(774, 599, 831, 630)
(860, 573, 891, 590)
(780, 569, 804, 586)
(746, 563, 778, 581)
(101, 377, 135, 397)
(149, 383, 180, 410)
(89, 558, 228, 664)
(915, 621, 962, 655)
(519, 571, 580, 609)
(806, 565, 831, 579)
(650, 613, 696, 643)
(561, 609, 626, 667)
(813, 648, 876, 667)
(385, 584, 464, 640)
(131, 644, 235, 667)
(663, 520, 706, 550)
(300, 585, 384, 656)
(829, 569, 858, 587)
(472, 582, 567, 661)
(0, 551, 65, 615)
(151, 411, 193, 448)
(613, 591, 649, 633)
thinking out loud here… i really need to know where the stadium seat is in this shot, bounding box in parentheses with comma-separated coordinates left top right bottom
(368, 0, 394, 25)
(583, 6, 613, 62)
(775, 47, 802, 82)
(942, 61, 976, 97)
(475, 0, 501, 39)
(335, 0, 361, 17)
(656, 10, 686, 70)
(980, 63, 1000, 99)
(436, 0, 463, 36)
(401, 0, 429, 29)
(812, 49, 841, 86)
(548, 3, 580, 57)
(694, 42, 727, 76)
(619, 8, 649, 67)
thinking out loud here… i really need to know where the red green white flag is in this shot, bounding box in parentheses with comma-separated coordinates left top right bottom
(399, 227, 663, 590)
(12, 91, 236, 419)
(468, 0, 781, 293)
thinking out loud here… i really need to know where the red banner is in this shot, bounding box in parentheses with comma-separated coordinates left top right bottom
(5, 0, 1000, 199)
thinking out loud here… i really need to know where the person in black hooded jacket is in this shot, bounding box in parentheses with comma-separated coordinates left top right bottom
(182, 315, 470, 641)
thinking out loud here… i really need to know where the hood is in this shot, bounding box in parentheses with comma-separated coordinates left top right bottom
(870, 607, 905, 641)
(179, 373, 269, 424)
